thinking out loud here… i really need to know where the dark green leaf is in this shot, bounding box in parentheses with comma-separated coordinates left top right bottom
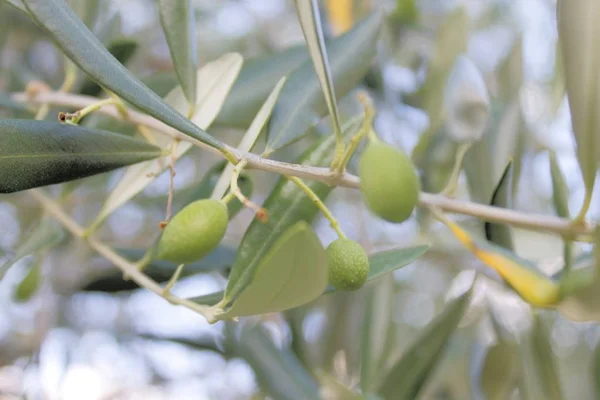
(215, 45, 308, 128)
(158, 0, 197, 104)
(485, 161, 514, 250)
(220, 115, 363, 308)
(80, 39, 139, 97)
(266, 12, 381, 153)
(529, 314, 563, 400)
(376, 289, 472, 400)
(0, 119, 161, 193)
(23, 0, 225, 151)
(1, 219, 64, 280)
(226, 323, 320, 400)
(14, 262, 41, 302)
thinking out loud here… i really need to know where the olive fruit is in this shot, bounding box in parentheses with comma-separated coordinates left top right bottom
(156, 199, 228, 264)
(358, 140, 420, 223)
(326, 238, 369, 291)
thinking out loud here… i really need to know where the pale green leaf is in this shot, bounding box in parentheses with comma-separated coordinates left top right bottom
(294, 0, 342, 142)
(3, 0, 26, 13)
(210, 221, 328, 321)
(14, 262, 41, 302)
(549, 151, 570, 219)
(22, 0, 224, 151)
(266, 12, 381, 153)
(557, 0, 600, 194)
(528, 314, 563, 400)
(211, 76, 286, 201)
(158, 0, 197, 104)
(479, 341, 519, 400)
(91, 53, 242, 228)
(376, 289, 472, 400)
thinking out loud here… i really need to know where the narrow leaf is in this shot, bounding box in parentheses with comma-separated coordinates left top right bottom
(158, 0, 197, 104)
(557, 0, 600, 196)
(210, 221, 328, 321)
(227, 323, 321, 400)
(0, 219, 63, 280)
(14, 262, 41, 302)
(22, 0, 224, 150)
(529, 314, 563, 400)
(376, 290, 472, 400)
(485, 161, 514, 250)
(91, 53, 242, 227)
(0, 119, 161, 193)
(549, 151, 570, 218)
(479, 341, 519, 400)
(4, 0, 26, 13)
(211, 76, 286, 201)
(594, 340, 600, 399)
(294, 0, 342, 142)
(266, 12, 381, 153)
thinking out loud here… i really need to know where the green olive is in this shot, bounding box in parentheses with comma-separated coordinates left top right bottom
(156, 199, 228, 264)
(326, 238, 369, 291)
(358, 140, 420, 223)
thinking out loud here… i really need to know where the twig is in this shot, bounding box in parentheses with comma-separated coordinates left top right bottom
(12, 91, 596, 241)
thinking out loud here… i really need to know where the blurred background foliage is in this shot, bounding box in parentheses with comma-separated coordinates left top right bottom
(0, 0, 599, 399)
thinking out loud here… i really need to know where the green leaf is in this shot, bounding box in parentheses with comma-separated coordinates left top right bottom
(529, 314, 563, 400)
(594, 340, 600, 399)
(90, 53, 242, 228)
(80, 38, 139, 97)
(294, 0, 342, 143)
(479, 341, 519, 400)
(158, 0, 197, 104)
(3, 0, 26, 13)
(497, 37, 524, 102)
(484, 161, 514, 250)
(549, 151, 570, 219)
(0, 119, 161, 193)
(265, 11, 381, 153)
(226, 323, 321, 400)
(0, 219, 64, 280)
(211, 221, 328, 321)
(13, 262, 41, 302)
(376, 289, 472, 400)
(81, 245, 236, 293)
(215, 44, 308, 128)
(22, 0, 224, 151)
(557, 0, 600, 197)
(188, 244, 429, 306)
(210, 77, 286, 201)
(141, 70, 179, 99)
(219, 115, 363, 308)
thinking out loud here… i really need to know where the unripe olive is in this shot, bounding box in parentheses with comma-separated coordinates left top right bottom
(358, 140, 420, 223)
(156, 199, 228, 264)
(326, 239, 369, 291)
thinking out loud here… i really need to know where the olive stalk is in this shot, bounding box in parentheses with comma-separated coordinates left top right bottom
(440, 141, 473, 197)
(11, 90, 597, 241)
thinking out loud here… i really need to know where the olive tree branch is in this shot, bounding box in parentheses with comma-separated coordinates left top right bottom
(28, 189, 217, 319)
(12, 91, 596, 241)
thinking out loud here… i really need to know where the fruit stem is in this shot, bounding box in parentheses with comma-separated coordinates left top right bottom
(288, 176, 346, 239)
(162, 263, 185, 295)
(220, 191, 236, 204)
(440, 141, 473, 197)
(230, 158, 265, 218)
(59, 97, 118, 124)
(336, 92, 376, 173)
(160, 141, 179, 227)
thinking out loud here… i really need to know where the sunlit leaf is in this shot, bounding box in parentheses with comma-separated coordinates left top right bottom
(376, 289, 472, 400)
(0, 119, 161, 193)
(226, 323, 321, 400)
(210, 221, 328, 321)
(266, 12, 380, 153)
(485, 161, 514, 250)
(91, 53, 242, 228)
(529, 314, 563, 400)
(0, 219, 64, 280)
(294, 0, 342, 145)
(158, 0, 197, 104)
(22, 0, 225, 150)
(557, 0, 600, 198)
(211, 77, 286, 201)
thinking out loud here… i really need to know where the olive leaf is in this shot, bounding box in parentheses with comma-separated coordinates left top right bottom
(210, 76, 286, 201)
(0, 119, 161, 193)
(594, 340, 600, 399)
(209, 221, 328, 322)
(478, 340, 519, 400)
(527, 314, 563, 400)
(265, 11, 381, 153)
(376, 288, 472, 400)
(497, 36, 523, 102)
(90, 53, 242, 229)
(485, 161, 514, 250)
(4, 0, 26, 13)
(13, 261, 42, 302)
(549, 151, 570, 219)
(22, 0, 225, 151)
(294, 0, 342, 143)
(158, 0, 197, 104)
(557, 0, 600, 202)
(0, 219, 64, 280)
